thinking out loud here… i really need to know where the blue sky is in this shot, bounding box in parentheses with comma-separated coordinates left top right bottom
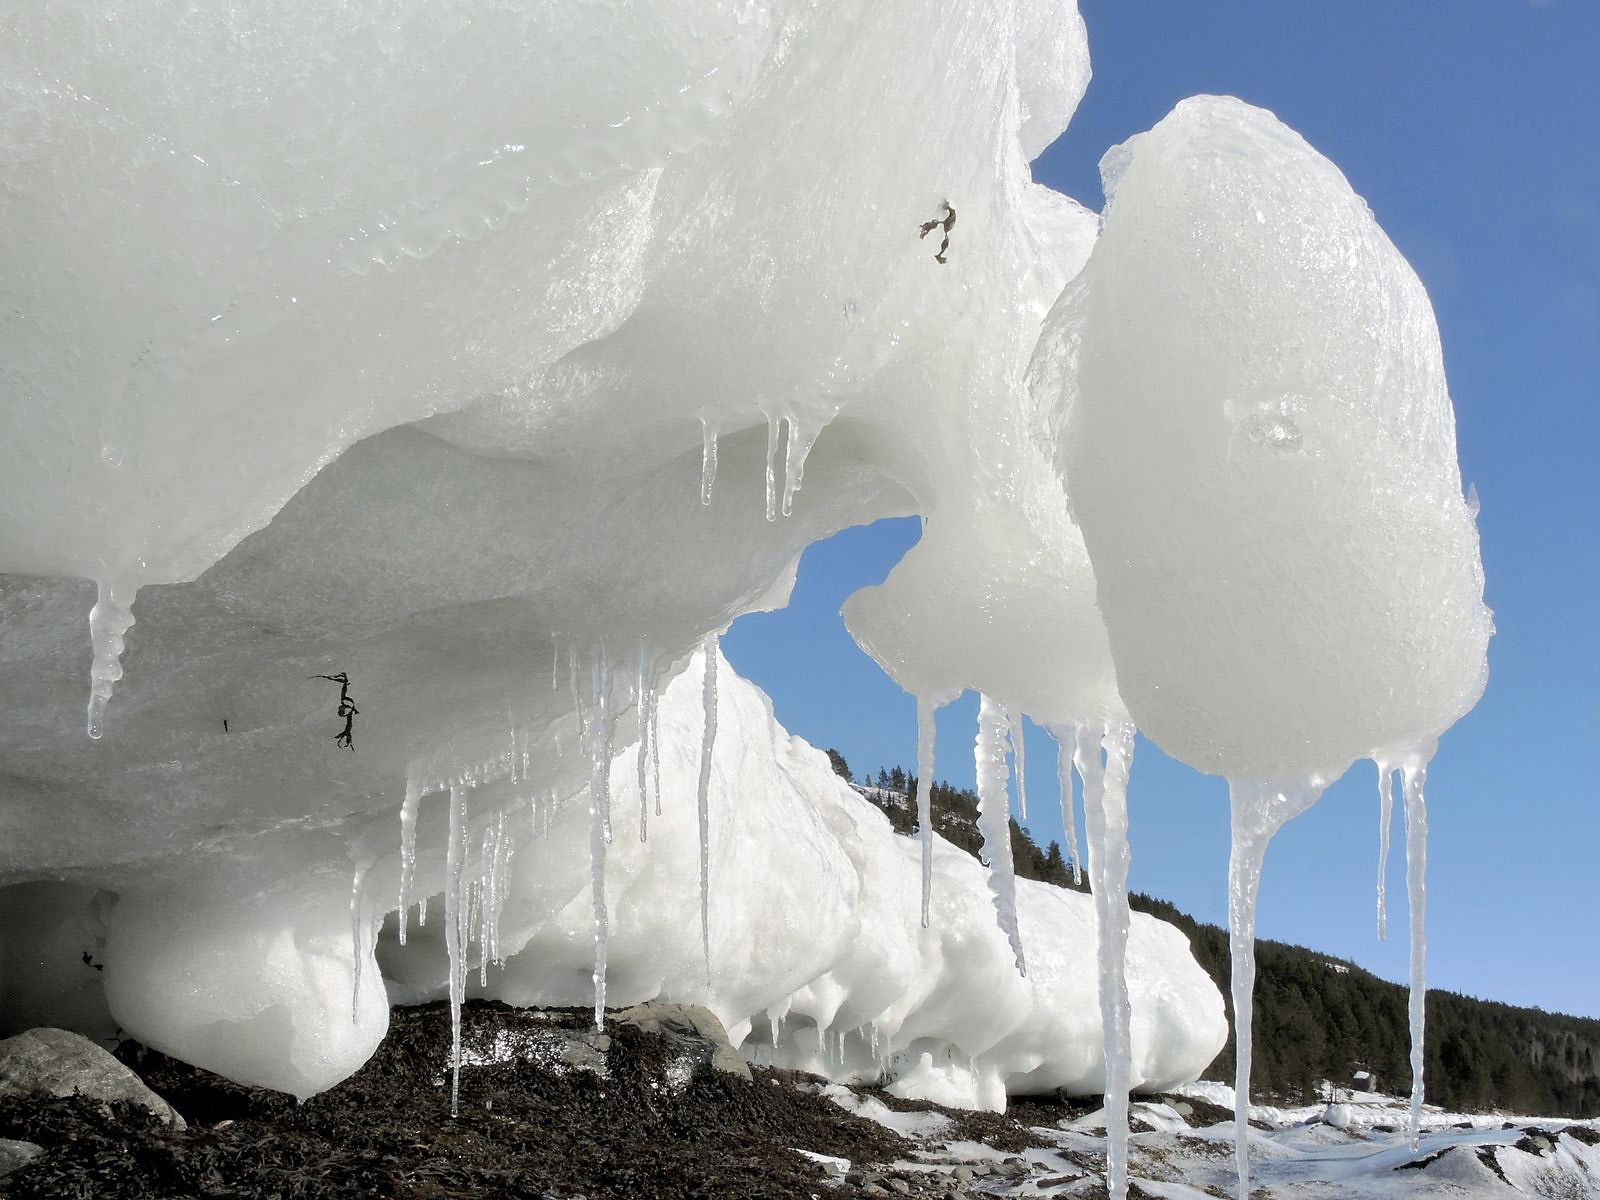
(726, 2, 1600, 1018)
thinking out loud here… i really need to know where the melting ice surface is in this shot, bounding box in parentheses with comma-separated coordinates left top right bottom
(0, 5, 1487, 1200)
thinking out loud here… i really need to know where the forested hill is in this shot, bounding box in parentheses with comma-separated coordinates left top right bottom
(837, 754, 1600, 1118)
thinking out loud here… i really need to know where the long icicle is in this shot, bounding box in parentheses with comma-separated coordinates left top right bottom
(914, 696, 937, 928)
(1225, 777, 1323, 1200)
(1075, 721, 1136, 1200)
(1376, 756, 1396, 941)
(1402, 744, 1434, 1149)
(398, 769, 420, 945)
(590, 650, 614, 1029)
(974, 695, 1025, 975)
(637, 642, 652, 843)
(349, 861, 369, 1025)
(86, 578, 137, 739)
(649, 677, 662, 817)
(445, 782, 470, 1117)
(1009, 709, 1029, 822)
(1048, 726, 1083, 886)
(697, 634, 720, 984)
(763, 414, 780, 522)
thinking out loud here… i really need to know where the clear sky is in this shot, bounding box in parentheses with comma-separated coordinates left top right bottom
(726, 1, 1600, 1019)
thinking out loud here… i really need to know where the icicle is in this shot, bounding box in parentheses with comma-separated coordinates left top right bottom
(700, 416, 720, 505)
(1375, 756, 1396, 941)
(551, 634, 560, 691)
(1009, 710, 1029, 822)
(398, 771, 421, 946)
(569, 652, 585, 739)
(914, 696, 937, 928)
(763, 413, 779, 522)
(85, 578, 137, 739)
(697, 634, 720, 982)
(445, 782, 470, 1117)
(418, 894, 428, 928)
(649, 676, 663, 816)
(1403, 744, 1434, 1150)
(1048, 726, 1083, 887)
(780, 413, 814, 517)
(1074, 721, 1136, 1200)
(589, 676, 612, 1031)
(544, 787, 554, 837)
(349, 861, 369, 1025)
(1225, 776, 1324, 1200)
(974, 695, 1026, 975)
(636, 643, 652, 843)
(592, 651, 613, 845)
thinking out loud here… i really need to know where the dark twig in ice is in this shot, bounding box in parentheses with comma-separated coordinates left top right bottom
(313, 672, 360, 750)
(919, 201, 956, 264)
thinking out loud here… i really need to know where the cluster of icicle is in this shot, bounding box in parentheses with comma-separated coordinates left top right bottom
(351, 632, 718, 1119)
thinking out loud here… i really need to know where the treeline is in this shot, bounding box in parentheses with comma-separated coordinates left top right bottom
(835, 753, 1600, 1117)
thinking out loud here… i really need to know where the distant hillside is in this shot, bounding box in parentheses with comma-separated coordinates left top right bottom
(840, 754, 1600, 1118)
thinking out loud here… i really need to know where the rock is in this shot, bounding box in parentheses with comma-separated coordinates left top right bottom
(995, 1157, 1030, 1179)
(1170, 1100, 1194, 1118)
(887, 1179, 912, 1195)
(0, 1028, 185, 1131)
(953, 1165, 975, 1183)
(612, 1001, 752, 1081)
(0, 1138, 43, 1178)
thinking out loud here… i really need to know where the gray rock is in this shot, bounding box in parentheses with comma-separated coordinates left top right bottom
(0, 1028, 185, 1131)
(953, 1165, 975, 1183)
(612, 1001, 752, 1081)
(0, 1138, 43, 1178)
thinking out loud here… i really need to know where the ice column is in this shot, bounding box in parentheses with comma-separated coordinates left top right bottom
(590, 654, 614, 1029)
(1402, 744, 1435, 1149)
(914, 696, 937, 928)
(975, 695, 1026, 976)
(86, 579, 137, 738)
(445, 782, 470, 1117)
(697, 635, 720, 982)
(1075, 721, 1136, 1200)
(1225, 778, 1323, 1199)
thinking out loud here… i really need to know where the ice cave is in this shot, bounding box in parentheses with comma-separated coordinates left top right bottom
(0, 3, 1490, 1199)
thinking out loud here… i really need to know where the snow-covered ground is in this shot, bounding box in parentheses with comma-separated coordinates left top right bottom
(806, 1081, 1600, 1198)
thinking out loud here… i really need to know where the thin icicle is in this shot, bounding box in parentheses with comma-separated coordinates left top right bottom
(974, 695, 1026, 975)
(1225, 777, 1324, 1200)
(1402, 744, 1434, 1150)
(763, 413, 780, 522)
(589, 671, 612, 1031)
(780, 413, 813, 517)
(1074, 721, 1136, 1200)
(649, 678, 662, 816)
(445, 782, 470, 1117)
(636, 643, 652, 842)
(1047, 726, 1083, 886)
(700, 416, 720, 505)
(477, 824, 495, 987)
(569, 652, 585, 739)
(697, 635, 720, 982)
(1376, 756, 1396, 941)
(398, 770, 421, 946)
(1009, 709, 1029, 822)
(418, 894, 427, 928)
(914, 696, 937, 929)
(592, 651, 613, 845)
(86, 578, 137, 739)
(349, 861, 369, 1025)
(551, 634, 560, 691)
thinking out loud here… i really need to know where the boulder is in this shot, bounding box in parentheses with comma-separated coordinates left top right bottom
(611, 1002, 752, 1081)
(0, 1138, 43, 1178)
(0, 1028, 185, 1131)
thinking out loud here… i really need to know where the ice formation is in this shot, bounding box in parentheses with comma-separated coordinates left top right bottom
(1, 4, 1486, 1198)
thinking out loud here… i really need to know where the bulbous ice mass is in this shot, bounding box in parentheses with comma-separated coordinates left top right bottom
(1046, 95, 1491, 783)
